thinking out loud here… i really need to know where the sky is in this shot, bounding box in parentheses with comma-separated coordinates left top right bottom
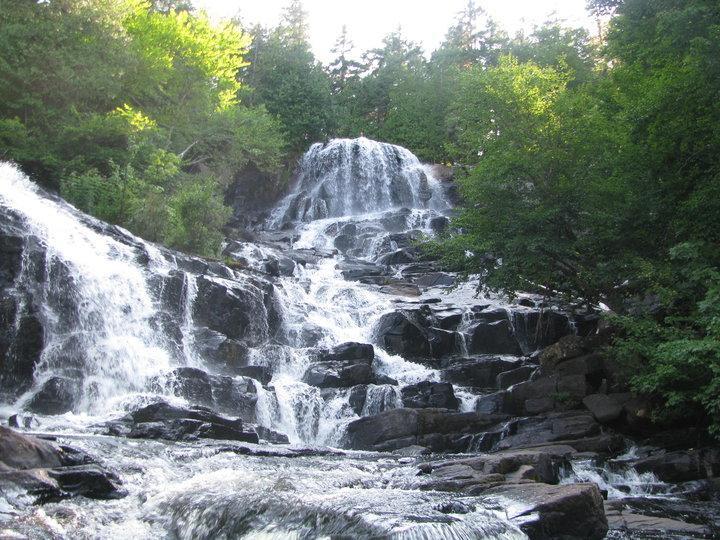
(193, 0, 598, 63)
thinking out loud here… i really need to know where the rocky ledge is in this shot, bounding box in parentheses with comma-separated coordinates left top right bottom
(0, 426, 125, 503)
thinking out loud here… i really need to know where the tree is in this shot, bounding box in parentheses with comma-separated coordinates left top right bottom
(328, 25, 363, 94)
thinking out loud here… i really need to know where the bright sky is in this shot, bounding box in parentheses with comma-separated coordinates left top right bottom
(193, 0, 598, 63)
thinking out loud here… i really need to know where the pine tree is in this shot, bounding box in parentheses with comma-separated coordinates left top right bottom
(328, 25, 363, 93)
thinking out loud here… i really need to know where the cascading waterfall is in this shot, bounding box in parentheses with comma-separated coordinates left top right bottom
(270, 137, 446, 226)
(0, 164, 175, 413)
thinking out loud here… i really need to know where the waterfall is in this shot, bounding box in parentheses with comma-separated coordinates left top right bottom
(270, 137, 447, 226)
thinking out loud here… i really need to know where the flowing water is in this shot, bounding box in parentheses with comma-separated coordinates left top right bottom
(0, 139, 687, 538)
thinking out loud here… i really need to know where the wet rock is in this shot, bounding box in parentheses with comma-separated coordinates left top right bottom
(631, 448, 720, 482)
(468, 319, 522, 355)
(540, 335, 586, 371)
(497, 366, 536, 389)
(112, 401, 259, 443)
(8, 413, 39, 429)
(343, 408, 506, 452)
(432, 308, 464, 330)
(494, 411, 602, 451)
(418, 445, 575, 490)
(193, 327, 250, 373)
(193, 275, 277, 345)
(428, 327, 459, 358)
(0, 427, 125, 502)
(303, 342, 376, 388)
(511, 310, 574, 353)
(401, 381, 459, 410)
(303, 363, 374, 388)
(483, 483, 608, 540)
(338, 259, 387, 281)
(377, 248, 416, 265)
(374, 311, 431, 358)
(161, 367, 258, 420)
(26, 376, 81, 415)
(254, 425, 290, 444)
(413, 272, 456, 288)
(264, 256, 296, 277)
(441, 356, 519, 389)
(378, 281, 421, 297)
(319, 342, 374, 363)
(582, 393, 622, 424)
(236, 365, 272, 385)
(429, 216, 450, 234)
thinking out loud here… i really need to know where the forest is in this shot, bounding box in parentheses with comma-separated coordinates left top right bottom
(1, 0, 719, 438)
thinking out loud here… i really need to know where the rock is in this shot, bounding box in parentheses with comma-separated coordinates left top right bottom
(540, 335, 586, 371)
(429, 216, 450, 234)
(401, 382, 459, 410)
(506, 374, 589, 415)
(582, 394, 622, 424)
(255, 425, 290, 444)
(162, 367, 258, 420)
(631, 448, 720, 482)
(236, 365, 272, 385)
(264, 256, 296, 277)
(441, 356, 519, 389)
(48, 464, 126, 500)
(377, 248, 416, 265)
(418, 445, 575, 490)
(0, 427, 125, 502)
(192, 275, 277, 346)
(110, 401, 259, 443)
(320, 342, 374, 363)
(338, 260, 387, 282)
(413, 272, 455, 288)
(26, 376, 81, 415)
(511, 310, 574, 353)
(0, 426, 62, 469)
(428, 327, 459, 358)
(497, 366, 536, 389)
(302, 342, 376, 388)
(374, 311, 431, 358)
(494, 411, 602, 451)
(432, 308, 464, 330)
(482, 483, 608, 540)
(468, 319, 522, 355)
(8, 413, 39, 429)
(342, 408, 506, 452)
(303, 362, 374, 388)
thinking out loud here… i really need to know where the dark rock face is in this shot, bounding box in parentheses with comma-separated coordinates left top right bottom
(27, 376, 81, 415)
(401, 381, 459, 410)
(0, 426, 125, 502)
(468, 319, 522, 355)
(485, 483, 608, 540)
(374, 311, 431, 358)
(631, 448, 720, 482)
(302, 342, 378, 388)
(161, 367, 258, 420)
(193, 276, 279, 346)
(342, 408, 506, 452)
(108, 401, 259, 443)
(441, 356, 519, 389)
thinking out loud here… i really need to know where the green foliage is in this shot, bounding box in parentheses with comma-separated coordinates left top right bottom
(166, 176, 232, 256)
(0, 0, 287, 257)
(431, 0, 720, 436)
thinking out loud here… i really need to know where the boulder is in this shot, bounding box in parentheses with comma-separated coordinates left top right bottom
(302, 342, 377, 388)
(494, 411, 602, 451)
(441, 356, 519, 389)
(377, 248, 416, 265)
(483, 483, 608, 540)
(631, 448, 720, 482)
(468, 319, 522, 355)
(108, 401, 259, 443)
(0, 426, 125, 502)
(413, 272, 456, 288)
(342, 408, 505, 452)
(162, 367, 258, 420)
(26, 376, 81, 415)
(192, 275, 277, 346)
(497, 366, 536, 389)
(401, 381, 459, 410)
(540, 335, 586, 371)
(374, 311, 431, 358)
(511, 310, 574, 353)
(582, 394, 622, 424)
